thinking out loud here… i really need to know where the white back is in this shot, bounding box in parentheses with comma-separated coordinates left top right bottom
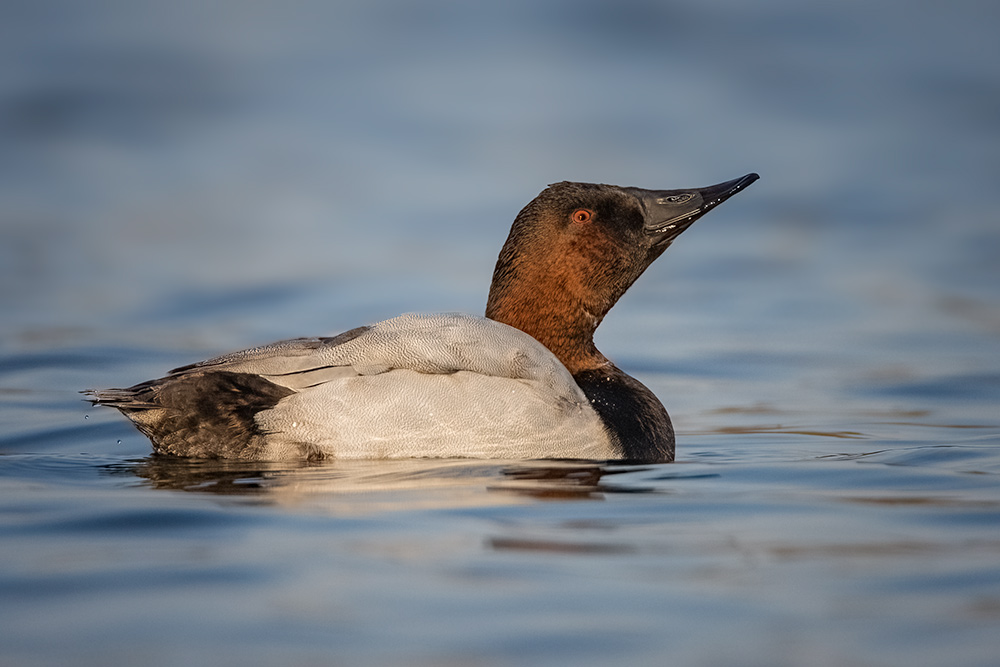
(192, 314, 614, 459)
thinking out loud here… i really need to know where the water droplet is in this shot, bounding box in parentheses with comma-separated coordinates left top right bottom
(84, 414, 89, 420)
(116, 440, 121, 445)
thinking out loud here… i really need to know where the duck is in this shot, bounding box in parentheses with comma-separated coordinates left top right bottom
(87, 174, 758, 462)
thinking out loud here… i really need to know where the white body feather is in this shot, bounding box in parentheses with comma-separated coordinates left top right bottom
(177, 313, 613, 459)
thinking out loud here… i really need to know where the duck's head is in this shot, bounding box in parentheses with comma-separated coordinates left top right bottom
(485, 174, 758, 372)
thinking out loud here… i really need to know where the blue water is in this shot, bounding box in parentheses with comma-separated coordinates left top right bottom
(2, 1, 1000, 665)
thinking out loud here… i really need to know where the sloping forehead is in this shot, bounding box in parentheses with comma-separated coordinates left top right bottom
(539, 181, 640, 211)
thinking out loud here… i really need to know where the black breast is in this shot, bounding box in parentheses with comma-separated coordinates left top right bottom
(573, 366, 675, 462)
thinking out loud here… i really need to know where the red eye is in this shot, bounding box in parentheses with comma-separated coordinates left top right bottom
(572, 209, 592, 223)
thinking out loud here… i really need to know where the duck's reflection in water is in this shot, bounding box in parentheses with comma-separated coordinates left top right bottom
(110, 456, 657, 513)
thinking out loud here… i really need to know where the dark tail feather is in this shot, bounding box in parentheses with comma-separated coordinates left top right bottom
(82, 384, 160, 409)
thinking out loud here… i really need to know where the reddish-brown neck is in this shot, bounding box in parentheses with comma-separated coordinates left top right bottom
(485, 230, 617, 374)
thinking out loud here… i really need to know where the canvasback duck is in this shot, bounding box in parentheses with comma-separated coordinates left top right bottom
(88, 174, 758, 462)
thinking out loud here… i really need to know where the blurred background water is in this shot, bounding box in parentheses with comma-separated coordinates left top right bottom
(2, 0, 999, 665)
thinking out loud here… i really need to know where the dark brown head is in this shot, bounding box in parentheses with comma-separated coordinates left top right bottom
(485, 174, 758, 373)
